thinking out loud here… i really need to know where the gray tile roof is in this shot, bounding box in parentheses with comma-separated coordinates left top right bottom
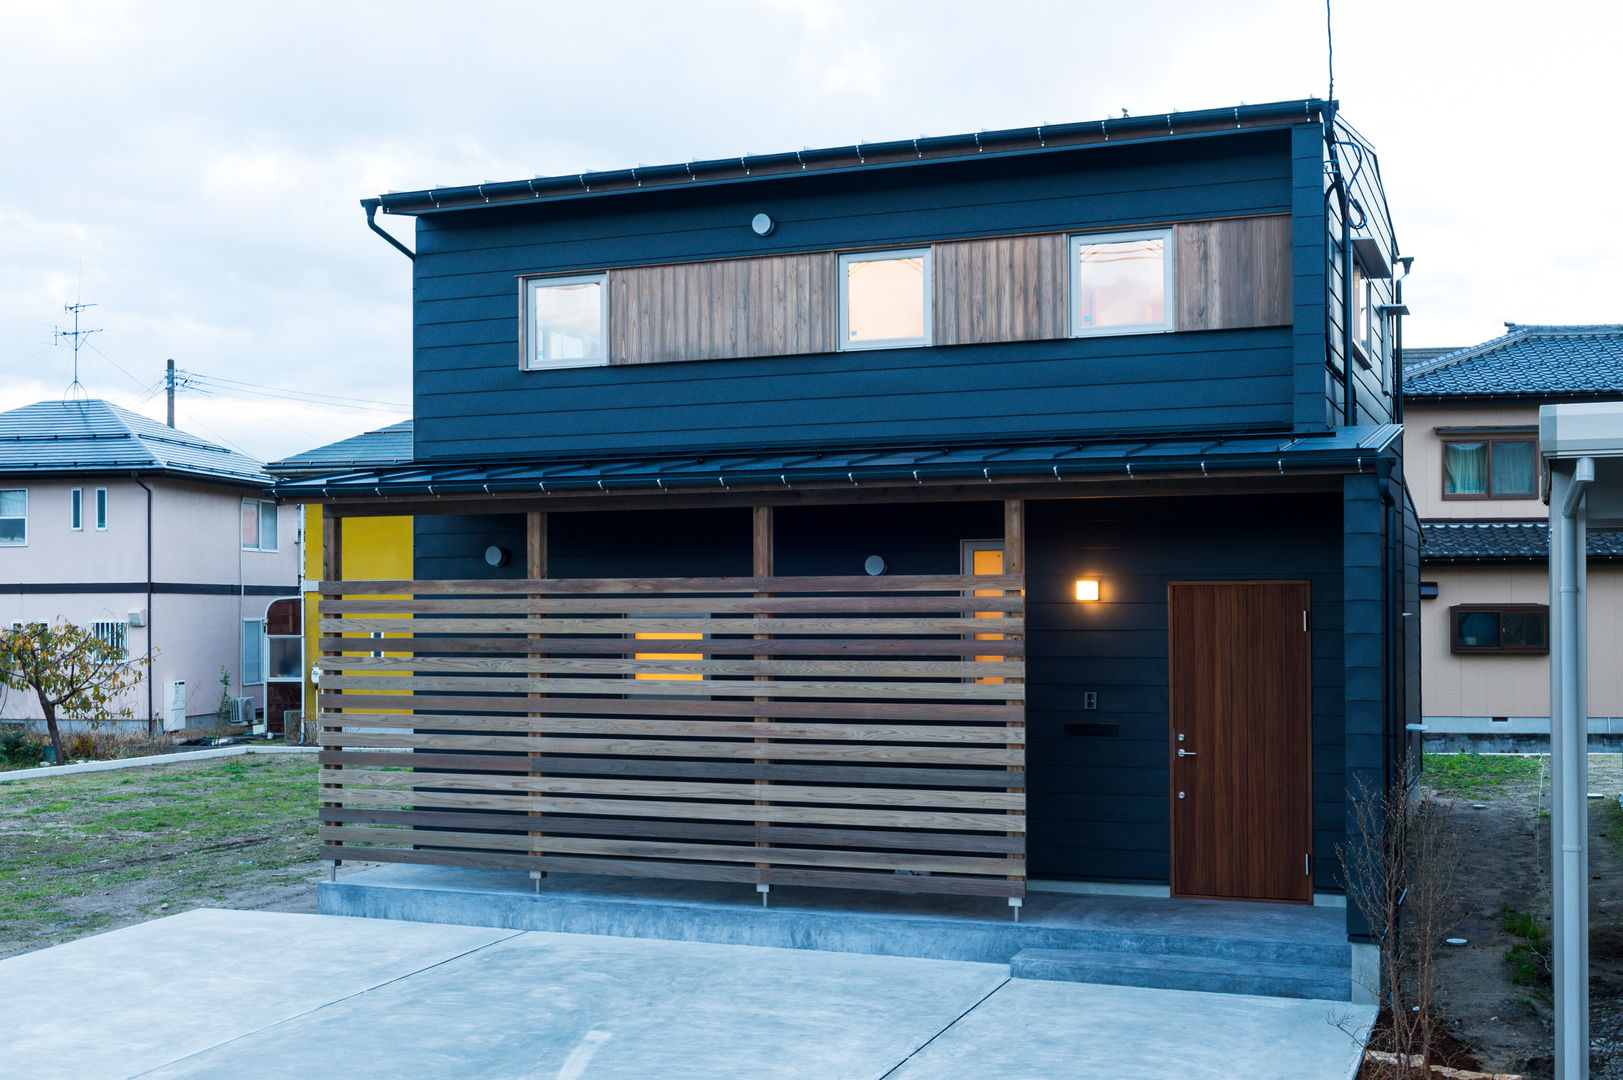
(0, 399, 268, 485)
(1421, 520, 1623, 563)
(265, 420, 413, 477)
(1403, 324, 1623, 399)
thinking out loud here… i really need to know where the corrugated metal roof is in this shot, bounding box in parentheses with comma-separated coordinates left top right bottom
(266, 420, 413, 476)
(0, 399, 268, 485)
(1421, 520, 1623, 563)
(272, 425, 1401, 500)
(1403, 324, 1623, 399)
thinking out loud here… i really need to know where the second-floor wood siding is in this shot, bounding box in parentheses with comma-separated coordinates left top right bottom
(412, 128, 1309, 462)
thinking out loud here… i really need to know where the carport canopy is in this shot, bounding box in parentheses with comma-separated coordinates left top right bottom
(1541, 401, 1623, 1080)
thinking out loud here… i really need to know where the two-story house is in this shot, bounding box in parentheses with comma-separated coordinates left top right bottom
(1404, 324, 1623, 749)
(0, 399, 299, 732)
(275, 99, 1418, 978)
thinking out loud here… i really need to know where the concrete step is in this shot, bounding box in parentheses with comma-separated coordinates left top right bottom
(1010, 947, 1352, 1001)
(1041, 927, 1348, 969)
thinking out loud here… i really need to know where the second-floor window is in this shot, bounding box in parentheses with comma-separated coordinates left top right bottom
(0, 489, 25, 545)
(839, 249, 931, 350)
(95, 487, 108, 530)
(1071, 229, 1173, 336)
(524, 273, 607, 369)
(242, 499, 278, 551)
(70, 488, 82, 531)
(1442, 433, 1538, 499)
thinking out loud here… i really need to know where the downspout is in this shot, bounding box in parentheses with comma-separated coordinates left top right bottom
(133, 475, 154, 735)
(1376, 459, 1397, 785)
(362, 199, 415, 262)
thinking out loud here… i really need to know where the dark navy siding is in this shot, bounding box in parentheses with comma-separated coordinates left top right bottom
(410, 129, 1303, 463)
(1023, 493, 1344, 886)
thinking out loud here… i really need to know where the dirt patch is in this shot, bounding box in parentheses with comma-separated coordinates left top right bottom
(1421, 753, 1623, 1080)
(0, 754, 370, 958)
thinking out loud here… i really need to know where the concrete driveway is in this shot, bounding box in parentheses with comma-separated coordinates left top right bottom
(0, 909, 1371, 1080)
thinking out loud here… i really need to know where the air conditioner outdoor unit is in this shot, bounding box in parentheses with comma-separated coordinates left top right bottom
(162, 681, 186, 732)
(229, 696, 257, 727)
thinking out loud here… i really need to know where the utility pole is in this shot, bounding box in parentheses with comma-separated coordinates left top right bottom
(53, 302, 101, 398)
(166, 359, 176, 427)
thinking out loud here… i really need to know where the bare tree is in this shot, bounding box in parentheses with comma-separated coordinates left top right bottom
(1339, 766, 1468, 1078)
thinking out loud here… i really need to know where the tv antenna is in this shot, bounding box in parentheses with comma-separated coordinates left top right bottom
(54, 301, 101, 399)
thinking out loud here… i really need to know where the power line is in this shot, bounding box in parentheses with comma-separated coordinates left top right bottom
(84, 341, 153, 394)
(183, 371, 407, 411)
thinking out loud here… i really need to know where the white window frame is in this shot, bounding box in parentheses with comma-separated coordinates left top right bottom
(1068, 228, 1176, 337)
(94, 487, 108, 531)
(70, 488, 82, 531)
(243, 498, 278, 552)
(837, 247, 933, 351)
(0, 488, 26, 546)
(242, 618, 265, 686)
(91, 620, 129, 661)
(521, 272, 609, 371)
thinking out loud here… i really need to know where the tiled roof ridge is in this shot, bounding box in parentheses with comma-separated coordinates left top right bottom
(1401, 327, 1529, 379)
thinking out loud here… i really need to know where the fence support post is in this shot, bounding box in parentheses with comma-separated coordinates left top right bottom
(527, 510, 547, 883)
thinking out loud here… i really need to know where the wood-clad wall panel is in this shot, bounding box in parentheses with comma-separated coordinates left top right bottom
(1174, 215, 1292, 331)
(933, 234, 1068, 345)
(609, 254, 837, 365)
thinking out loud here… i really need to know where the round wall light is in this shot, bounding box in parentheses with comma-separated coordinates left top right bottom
(485, 545, 510, 568)
(863, 555, 888, 576)
(751, 212, 775, 237)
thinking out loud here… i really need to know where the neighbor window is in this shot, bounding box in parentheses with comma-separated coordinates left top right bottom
(1070, 229, 1173, 335)
(70, 488, 82, 531)
(838, 249, 931, 350)
(1442, 434, 1539, 498)
(1451, 605, 1548, 654)
(242, 499, 278, 551)
(94, 487, 108, 530)
(242, 619, 266, 685)
(91, 620, 129, 661)
(0, 489, 25, 545)
(524, 273, 607, 369)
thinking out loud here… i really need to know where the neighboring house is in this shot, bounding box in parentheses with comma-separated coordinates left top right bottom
(275, 99, 1419, 952)
(265, 420, 414, 730)
(1404, 324, 1623, 749)
(0, 399, 299, 731)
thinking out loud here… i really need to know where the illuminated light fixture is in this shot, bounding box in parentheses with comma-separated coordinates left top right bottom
(1075, 579, 1100, 602)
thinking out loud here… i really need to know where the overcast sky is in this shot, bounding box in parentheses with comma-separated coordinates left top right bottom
(1, 0, 1617, 461)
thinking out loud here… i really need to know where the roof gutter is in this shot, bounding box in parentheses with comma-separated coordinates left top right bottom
(361, 199, 415, 261)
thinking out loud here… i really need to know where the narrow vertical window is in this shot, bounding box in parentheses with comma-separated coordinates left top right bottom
(962, 540, 1006, 685)
(0, 489, 26, 545)
(838, 249, 931, 350)
(1070, 230, 1173, 335)
(70, 488, 83, 531)
(95, 487, 108, 530)
(242, 619, 266, 685)
(258, 500, 278, 552)
(524, 274, 607, 369)
(242, 499, 260, 549)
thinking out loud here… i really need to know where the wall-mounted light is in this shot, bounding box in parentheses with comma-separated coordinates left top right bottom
(1075, 579, 1100, 602)
(751, 212, 775, 237)
(485, 545, 510, 568)
(864, 555, 888, 576)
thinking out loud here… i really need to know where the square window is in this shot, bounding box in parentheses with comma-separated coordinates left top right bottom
(70, 488, 82, 531)
(0, 488, 26, 545)
(1442, 442, 1489, 496)
(1491, 441, 1537, 496)
(524, 274, 607, 369)
(91, 620, 128, 660)
(838, 249, 931, 350)
(1070, 230, 1173, 336)
(242, 499, 278, 551)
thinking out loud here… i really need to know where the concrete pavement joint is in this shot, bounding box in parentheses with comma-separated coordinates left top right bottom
(124, 927, 529, 1079)
(877, 976, 1011, 1080)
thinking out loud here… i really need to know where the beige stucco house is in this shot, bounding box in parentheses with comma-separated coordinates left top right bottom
(1405, 325, 1623, 748)
(0, 399, 299, 733)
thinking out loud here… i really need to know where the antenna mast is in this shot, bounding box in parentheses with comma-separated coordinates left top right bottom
(53, 301, 101, 399)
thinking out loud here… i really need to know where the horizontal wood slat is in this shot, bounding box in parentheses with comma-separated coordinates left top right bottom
(319, 574, 1026, 899)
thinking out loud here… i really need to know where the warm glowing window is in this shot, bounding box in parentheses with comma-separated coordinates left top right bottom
(634, 631, 704, 681)
(963, 541, 1006, 684)
(524, 274, 607, 369)
(1070, 229, 1173, 335)
(838, 249, 931, 350)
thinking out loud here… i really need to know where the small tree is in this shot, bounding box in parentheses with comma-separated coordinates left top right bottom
(1339, 765, 1467, 1078)
(0, 620, 149, 765)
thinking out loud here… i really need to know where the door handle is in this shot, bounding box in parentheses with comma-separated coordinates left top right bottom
(1177, 748, 1197, 757)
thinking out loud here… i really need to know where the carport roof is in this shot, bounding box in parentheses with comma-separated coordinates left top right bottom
(271, 424, 1401, 501)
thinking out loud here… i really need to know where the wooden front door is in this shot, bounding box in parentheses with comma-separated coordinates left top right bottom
(1168, 581, 1313, 903)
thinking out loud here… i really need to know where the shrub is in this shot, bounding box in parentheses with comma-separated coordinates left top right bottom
(0, 724, 43, 766)
(64, 731, 117, 761)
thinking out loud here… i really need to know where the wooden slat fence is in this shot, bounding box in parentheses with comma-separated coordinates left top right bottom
(317, 575, 1026, 899)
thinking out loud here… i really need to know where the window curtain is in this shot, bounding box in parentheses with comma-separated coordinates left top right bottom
(1443, 442, 1489, 495)
(1492, 441, 1537, 495)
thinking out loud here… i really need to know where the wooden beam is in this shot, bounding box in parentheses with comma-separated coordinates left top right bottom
(319, 505, 342, 868)
(754, 505, 773, 874)
(526, 511, 547, 872)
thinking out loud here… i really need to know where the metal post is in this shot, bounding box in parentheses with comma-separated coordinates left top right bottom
(1551, 459, 1592, 1080)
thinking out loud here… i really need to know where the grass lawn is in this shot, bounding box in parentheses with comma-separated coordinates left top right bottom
(1421, 751, 1544, 798)
(0, 754, 322, 958)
